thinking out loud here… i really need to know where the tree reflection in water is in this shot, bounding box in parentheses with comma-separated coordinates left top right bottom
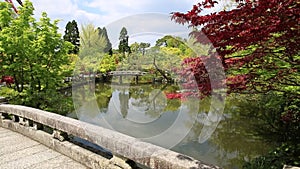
(174, 95, 273, 169)
(73, 83, 273, 169)
(118, 89, 129, 118)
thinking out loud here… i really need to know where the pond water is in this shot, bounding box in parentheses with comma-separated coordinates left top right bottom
(70, 82, 272, 169)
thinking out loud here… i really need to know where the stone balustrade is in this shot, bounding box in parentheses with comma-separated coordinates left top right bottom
(283, 165, 300, 169)
(0, 104, 221, 169)
(0, 96, 7, 104)
(108, 71, 147, 76)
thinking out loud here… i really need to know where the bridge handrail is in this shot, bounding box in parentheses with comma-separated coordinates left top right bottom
(0, 104, 220, 169)
(108, 71, 147, 76)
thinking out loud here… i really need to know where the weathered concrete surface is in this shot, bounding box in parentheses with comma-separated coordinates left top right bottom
(0, 119, 131, 169)
(0, 96, 7, 104)
(0, 127, 87, 169)
(283, 165, 300, 169)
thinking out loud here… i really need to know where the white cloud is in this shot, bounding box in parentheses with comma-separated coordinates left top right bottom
(87, 0, 202, 26)
(103, 13, 191, 47)
(29, 0, 197, 28)
(27, 0, 200, 43)
(31, 0, 77, 16)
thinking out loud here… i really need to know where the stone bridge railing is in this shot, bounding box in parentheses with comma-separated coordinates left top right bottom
(108, 71, 147, 76)
(0, 104, 221, 169)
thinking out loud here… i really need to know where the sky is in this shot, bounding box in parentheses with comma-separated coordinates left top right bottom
(25, 0, 201, 46)
(29, 0, 199, 27)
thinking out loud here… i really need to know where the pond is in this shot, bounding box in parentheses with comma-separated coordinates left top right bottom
(70, 82, 273, 169)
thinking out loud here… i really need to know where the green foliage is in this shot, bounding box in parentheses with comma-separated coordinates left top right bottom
(219, 29, 300, 168)
(130, 42, 140, 53)
(0, 86, 18, 99)
(160, 46, 181, 56)
(63, 20, 80, 54)
(227, 41, 300, 96)
(95, 83, 112, 111)
(98, 27, 112, 54)
(118, 27, 130, 57)
(243, 143, 300, 169)
(60, 54, 80, 77)
(119, 42, 151, 71)
(0, 0, 72, 114)
(130, 42, 151, 57)
(155, 35, 196, 57)
(185, 35, 210, 57)
(115, 35, 201, 80)
(225, 92, 300, 169)
(79, 23, 107, 59)
(0, 2, 13, 28)
(78, 23, 109, 73)
(228, 93, 300, 143)
(139, 42, 150, 55)
(98, 54, 116, 73)
(155, 35, 202, 59)
(155, 35, 183, 48)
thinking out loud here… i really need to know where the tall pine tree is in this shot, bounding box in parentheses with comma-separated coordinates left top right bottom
(63, 20, 80, 54)
(98, 27, 112, 55)
(118, 27, 130, 57)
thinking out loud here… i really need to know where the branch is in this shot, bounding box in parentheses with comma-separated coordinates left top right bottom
(153, 57, 172, 82)
(5, 0, 18, 13)
(16, 0, 23, 6)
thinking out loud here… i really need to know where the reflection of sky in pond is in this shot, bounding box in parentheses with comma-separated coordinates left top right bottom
(73, 84, 273, 169)
(76, 89, 195, 147)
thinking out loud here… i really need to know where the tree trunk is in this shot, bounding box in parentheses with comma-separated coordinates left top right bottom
(153, 58, 173, 83)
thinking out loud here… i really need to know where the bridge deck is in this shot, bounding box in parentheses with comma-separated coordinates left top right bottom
(0, 127, 87, 169)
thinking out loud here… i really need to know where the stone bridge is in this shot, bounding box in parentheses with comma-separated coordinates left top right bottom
(0, 104, 221, 169)
(108, 71, 147, 84)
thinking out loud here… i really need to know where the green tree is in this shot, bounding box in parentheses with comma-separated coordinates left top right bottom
(0, 0, 72, 113)
(129, 42, 150, 56)
(130, 42, 140, 53)
(98, 27, 112, 55)
(3, 0, 22, 13)
(139, 42, 150, 56)
(118, 27, 130, 57)
(79, 24, 105, 58)
(155, 35, 183, 48)
(155, 35, 195, 57)
(63, 20, 80, 54)
(98, 53, 116, 73)
(80, 23, 107, 56)
(78, 24, 108, 73)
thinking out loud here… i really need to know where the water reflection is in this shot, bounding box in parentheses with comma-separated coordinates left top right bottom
(118, 89, 129, 118)
(72, 83, 272, 169)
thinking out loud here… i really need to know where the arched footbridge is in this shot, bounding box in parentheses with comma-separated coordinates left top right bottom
(108, 71, 147, 84)
(0, 104, 221, 169)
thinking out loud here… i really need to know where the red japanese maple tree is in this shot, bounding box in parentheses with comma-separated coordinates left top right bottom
(172, 0, 299, 95)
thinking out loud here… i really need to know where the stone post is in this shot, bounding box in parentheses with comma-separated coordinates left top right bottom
(52, 129, 68, 141)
